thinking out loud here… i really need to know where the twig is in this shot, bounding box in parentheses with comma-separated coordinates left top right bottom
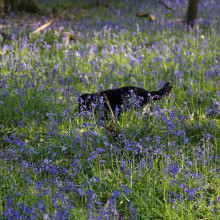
(158, 0, 175, 13)
(103, 93, 115, 120)
(103, 93, 117, 136)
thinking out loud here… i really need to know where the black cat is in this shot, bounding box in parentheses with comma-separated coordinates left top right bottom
(78, 82, 172, 117)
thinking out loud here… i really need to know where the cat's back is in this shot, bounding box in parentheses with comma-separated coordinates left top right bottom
(101, 86, 148, 96)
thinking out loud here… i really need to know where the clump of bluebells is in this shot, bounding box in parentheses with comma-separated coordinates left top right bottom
(0, 0, 219, 219)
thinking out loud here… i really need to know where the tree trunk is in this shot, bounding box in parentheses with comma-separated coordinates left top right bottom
(186, 0, 199, 29)
(0, 0, 5, 18)
(0, 0, 41, 18)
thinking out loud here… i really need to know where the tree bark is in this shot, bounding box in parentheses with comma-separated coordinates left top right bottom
(186, 0, 199, 29)
(0, 0, 5, 18)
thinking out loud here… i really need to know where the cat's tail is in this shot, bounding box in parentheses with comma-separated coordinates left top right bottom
(149, 82, 173, 101)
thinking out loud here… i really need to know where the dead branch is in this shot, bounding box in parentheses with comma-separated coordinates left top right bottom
(63, 31, 85, 46)
(136, 13, 156, 21)
(103, 93, 117, 136)
(168, 18, 183, 23)
(23, 14, 32, 22)
(158, 0, 175, 13)
(30, 19, 54, 35)
(0, 24, 11, 29)
(103, 93, 115, 120)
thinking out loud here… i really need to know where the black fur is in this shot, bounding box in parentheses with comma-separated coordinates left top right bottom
(78, 82, 172, 117)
